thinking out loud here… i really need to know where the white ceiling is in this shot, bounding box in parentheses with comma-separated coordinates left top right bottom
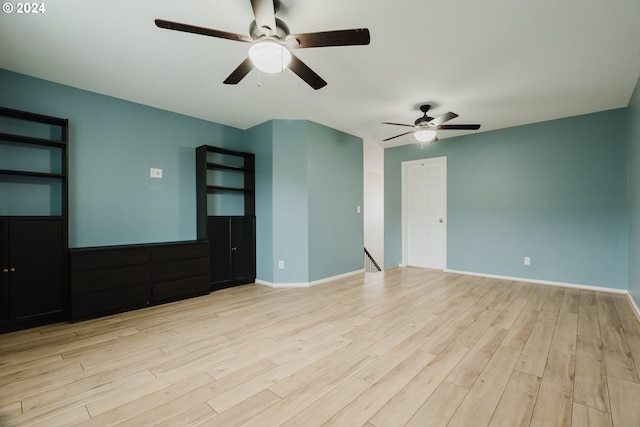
(1, 0, 639, 148)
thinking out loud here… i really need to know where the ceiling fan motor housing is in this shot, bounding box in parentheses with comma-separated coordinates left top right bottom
(250, 18, 290, 40)
(415, 116, 434, 127)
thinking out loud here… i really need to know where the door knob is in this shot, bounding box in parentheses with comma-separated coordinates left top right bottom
(231, 247, 237, 251)
(439, 218, 444, 223)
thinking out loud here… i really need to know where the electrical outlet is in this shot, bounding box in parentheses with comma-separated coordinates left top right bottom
(278, 260, 284, 269)
(524, 256, 531, 266)
(150, 168, 163, 178)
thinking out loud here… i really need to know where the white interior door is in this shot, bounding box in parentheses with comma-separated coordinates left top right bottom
(403, 157, 446, 269)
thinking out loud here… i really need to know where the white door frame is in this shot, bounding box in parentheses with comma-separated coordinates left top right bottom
(401, 156, 447, 269)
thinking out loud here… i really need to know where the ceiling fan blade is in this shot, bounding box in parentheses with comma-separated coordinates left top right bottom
(288, 53, 327, 90)
(381, 122, 414, 128)
(250, 0, 277, 36)
(155, 19, 253, 43)
(289, 28, 370, 48)
(437, 124, 481, 130)
(429, 112, 458, 126)
(223, 57, 254, 85)
(383, 131, 414, 142)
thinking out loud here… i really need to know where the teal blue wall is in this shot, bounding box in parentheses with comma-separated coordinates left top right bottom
(271, 121, 311, 283)
(629, 78, 640, 303)
(0, 69, 246, 247)
(307, 122, 364, 282)
(246, 121, 275, 282)
(247, 120, 364, 284)
(385, 109, 629, 289)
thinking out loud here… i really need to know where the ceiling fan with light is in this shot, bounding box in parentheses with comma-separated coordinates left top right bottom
(382, 105, 481, 144)
(154, 0, 370, 90)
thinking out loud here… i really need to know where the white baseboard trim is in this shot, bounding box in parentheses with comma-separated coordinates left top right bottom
(256, 269, 364, 288)
(444, 268, 628, 294)
(626, 293, 640, 323)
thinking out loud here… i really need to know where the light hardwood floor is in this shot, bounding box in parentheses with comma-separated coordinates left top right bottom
(2, 268, 640, 426)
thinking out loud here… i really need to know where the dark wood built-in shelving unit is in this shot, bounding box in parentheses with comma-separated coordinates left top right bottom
(0, 107, 69, 332)
(196, 145, 256, 291)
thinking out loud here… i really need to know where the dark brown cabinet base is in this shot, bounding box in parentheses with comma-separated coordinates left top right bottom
(70, 241, 210, 321)
(208, 216, 256, 291)
(1, 217, 67, 333)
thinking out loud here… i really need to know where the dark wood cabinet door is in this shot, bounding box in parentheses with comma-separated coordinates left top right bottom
(9, 218, 66, 326)
(207, 216, 256, 290)
(231, 217, 256, 285)
(208, 217, 232, 289)
(0, 219, 9, 329)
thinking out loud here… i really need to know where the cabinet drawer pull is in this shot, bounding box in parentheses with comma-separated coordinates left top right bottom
(2, 268, 7, 273)
(9, 267, 16, 273)
(231, 247, 237, 251)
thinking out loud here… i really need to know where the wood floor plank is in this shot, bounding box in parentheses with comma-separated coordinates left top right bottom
(155, 402, 216, 427)
(490, 283, 534, 330)
(551, 311, 578, 355)
(453, 307, 501, 348)
(572, 403, 613, 427)
(202, 389, 281, 427)
(207, 336, 352, 414)
(596, 293, 640, 383)
(324, 349, 438, 426)
(542, 286, 565, 314)
(1, 268, 639, 427)
(608, 376, 640, 426)
(21, 405, 91, 427)
(0, 401, 22, 420)
(25, 369, 156, 420)
(76, 373, 216, 427)
(280, 377, 371, 427)
(404, 381, 468, 427)
(447, 345, 521, 426)
(243, 353, 373, 426)
(578, 291, 601, 339)
(501, 308, 540, 350)
(611, 294, 640, 379)
(266, 332, 379, 398)
(526, 285, 551, 311)
(368, 342, 470, 426)
(600, 323, 639, 382)
(353, 322, 438, 385)
(515, 315, 556, 377)
(561, 288, 580, 314)
(489, 370, 541, 427)
(446, 325, 508, 389)
(573, 334, 610, 412)
(482, 281, 523, 314)
(420, 310, 480, 355)
(530, 350, 575, 427)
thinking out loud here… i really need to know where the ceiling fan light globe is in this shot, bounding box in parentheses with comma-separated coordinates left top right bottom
(249, 41, 291, 73)
(414, 129, 437, 143)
